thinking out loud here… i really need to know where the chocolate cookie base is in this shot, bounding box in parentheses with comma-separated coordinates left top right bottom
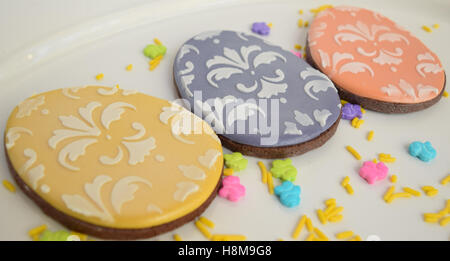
(305, 43, 446, 114)
(5, 146, 222, 240)
(174, 77, 341, 159)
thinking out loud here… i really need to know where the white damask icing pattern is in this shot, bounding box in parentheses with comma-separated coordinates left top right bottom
(62, 86, 86, 100)
(284, 122, 302, 135)
(381, 79, 438, 100)
(178, 165, 206, 180)
(110, 176, 152, 214)
(173, 182, 199, 202)
(121, 89, 138, 96)
(198, 149, 221, 169)
(62, 175, 114, 223)
(179, 61, 195, 97)
(294, 110, 314, 126)
(5, 127, 33, 149)
(313, 109, 332, 128)
(194, 31, 222, 41)
(50, 101, 155, 170)
(416, 52, 443, 78)
(40, 184, 50, 193)
(205, 45, 288, 99)
(19, 148, 46, 190)
(147, 204, 163, 214)
(16, 95, 45, 118)
(300, 68, 337, 100)
(97, 87, 119, 96)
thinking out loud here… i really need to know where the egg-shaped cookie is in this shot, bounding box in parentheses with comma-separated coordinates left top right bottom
(306, 6, 446, 113)
(174, 30, 341, 158)
(4, 86, 223, 239)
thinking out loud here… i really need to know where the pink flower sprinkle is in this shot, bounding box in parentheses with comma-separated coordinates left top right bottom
(359, 161, 388, 185)
(218, 176, 245, 202)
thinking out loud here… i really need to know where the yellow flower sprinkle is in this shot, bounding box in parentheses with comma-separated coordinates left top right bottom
(346, 145, 361, 160)
(173, 234, 182, 241)
(223, 168, 233, 176)
(28, 224, 47, 238)
(441, 174, 450, 185)
(422, 25, 432, 33)
(402, 187, 421, 197)
(336, 231, 354, 239)
(432, 24, 440, 29)
(257, 161, 268, 184)
(305, 217, 313, 232)
(317, 209, 327, 225)
(443, 91, 448, 97)
(297, 18, 304, 27)
(367, 130, 374, 141)
(294, 44, 302, 50)
(2, 180, 16, 193)
(199, 216, 215, 229)
(390, 175, 397, 183)
(344, 184, 354, 195)
(292, 215, 307, 239)
(126, 64, 133, 71)
(195, 220, 212, 239)
(95, 73, 104, 81)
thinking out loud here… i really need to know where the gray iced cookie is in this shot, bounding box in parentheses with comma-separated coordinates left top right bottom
(173, 30, 341, 158)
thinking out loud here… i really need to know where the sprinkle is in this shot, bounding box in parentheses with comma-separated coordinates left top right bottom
(297, 19, 304, 27)
(341, 176, 350, 187)
(292, 215, 307, 239)
(195, 220, 212, 239)
(126, 64, 133, 71)
(346, 145, 362, 160)
(304, 21, 309, 27)
(328, 214, 343, 223)
(433, 24, 440, 29)
(278, 238, 284, 241)
(324, 204, 336, 216)
(344, 184, 354, 195)
(424, 216, 439, 223)
(349, 235, 362, 241)
(379, 153, 396, 163)
(317, 209, 327, 225)
(336, 231, 354, 239)
(443, 91, 448, 97)
(386, 192, 412, 203)
(199, 216, 215, 229)
(28, 224, 47, 239)
(211, 234, 246, 241)
(299, 9, 303, 14)
(294, 44, 302, 50)
(402, 187, 421, 197)
(440, 217, 450, 227)
(303, 53, 306, 59)
(372, 158, 377, 163)
(115, 84, 120, 89)
(267, 23, 273, 28)
(95, 73, 104, 80)
(422, 186, 438, 196)
(223, 168, 233, 176)
(305, 233, 315, 241)
(2, 180, 16, 193)
(154, 38, 163, 46)
(441, 174, 450, 185)
(424, 213, 444, 219)
(70, 231, 87, 241)
(313, 227, 329, 241)
(267, 172, 274, 195)
(422, 25, 432, 32)
(257, 161, 268, 184)
(328, 206, 344, 217)
(305, 217, 313, 232)
(361, 107, 366, 114)
(383, 186, 396, 202)
(325, 198, 336, 206)
(173, 234, 182, 241)
(341, 99, 348, 105)
(367, 131, 374, 141)
(310, 5, 334, 15)
(390, 175, 397, 183)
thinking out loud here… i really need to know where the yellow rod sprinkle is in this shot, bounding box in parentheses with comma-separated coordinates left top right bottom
(432, 24, 440, 29)
(440, 174, 450, 185)
(372, 158, 377, 163)
(349, 235, 362, 241)
(298, 9, 303, 14)
(383, 186, 396, 202)
(267, 23, 272, 28)
(199, 216, 215, 229)
(424, 216, 439, 223)
(305, 217, 313, 232)
(351, 117, 359, 128)
(294, 44, 302, 50)
(126, 64, 133, 71)
(443, 91, 448, 97)
(149, 60, 161, 71)
(211, 234, 246, 241)
(390, 175, 398, 183)
(304, 21, 309, 27)
(297, 19, 304, 27)
(324, 205, 336, 216)
(195, 221, 212, 239)
(328, 214, 343, 223)
(344, 184, 354, 195)
(341, 99, 348, 105)
(341, 176, 350, 186)
(173, 234, 182, 241)
(257, 161, 268, 184)
(422, 25, 432, 32)
(95, 73, 104, 81)
(267, 172, 274, 195)
(425, 190, 438, 197)
(305, 233, 315, 241)
(325, 198, 336, 206)
(292, 215, 307, 239)
(336, 231, 354, 239)
(328, 206, 344, 217)
(387, 192, 412, 203)
(367, 130, 374, 141)
(424, 213, 443, 219)
(439, 216, 450, 227)
(313, 227, 329, 241)
(154, 38, 163, 46)
(346, 145, 361, 160)
(402, 187, 421, 197)
(28, 224, 47, 237)
(317, 209, 327, 225)
(2, 179, 16, 193)
(355, 119, 364, 128)
(223, 168, 233, 176)
(361, 107, 366, 114)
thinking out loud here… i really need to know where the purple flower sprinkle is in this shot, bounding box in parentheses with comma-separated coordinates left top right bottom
(251, 22, 270, 36)
(342, 103, 363, 120)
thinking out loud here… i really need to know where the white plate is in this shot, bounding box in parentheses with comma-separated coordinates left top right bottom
(0, 0, 449, 241)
